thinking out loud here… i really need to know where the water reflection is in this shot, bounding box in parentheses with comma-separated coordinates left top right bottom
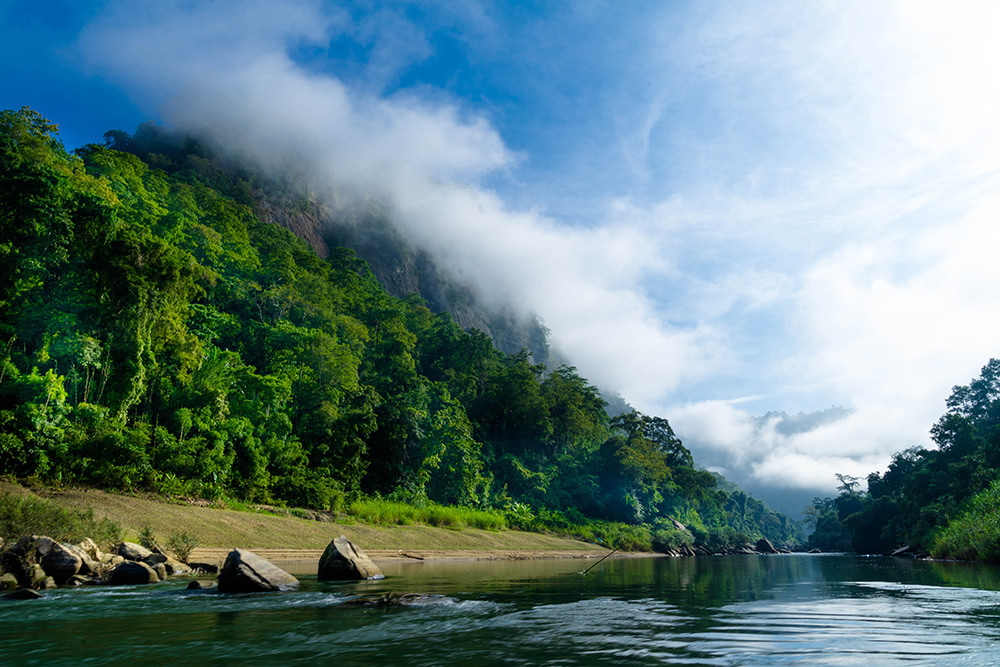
(5, 555, 1000, 664)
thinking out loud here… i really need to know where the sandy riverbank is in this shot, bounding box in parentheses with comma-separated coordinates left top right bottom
(185, 547, 645, 568)
(1, 482, 614, 558)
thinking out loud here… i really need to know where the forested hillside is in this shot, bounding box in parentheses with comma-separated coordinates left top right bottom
(0, 107, 799, 548)
(806, 359, 1000, 560)
(101, 122, 554, 366)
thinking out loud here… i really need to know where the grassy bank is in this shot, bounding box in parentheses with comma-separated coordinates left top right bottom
(931, 479, 1000, 562)
(0, 482, 605, 555)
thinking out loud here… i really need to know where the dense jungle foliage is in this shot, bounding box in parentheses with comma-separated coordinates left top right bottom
(0, 107, 800, 548)
(805, 359, 1000, 560)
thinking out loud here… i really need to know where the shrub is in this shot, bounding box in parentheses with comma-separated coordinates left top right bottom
(650, 519, 695, 552)
(931, 479, 1000, 562)
(138, 523, 157, 549)
(167, 531, 200, 562)
(0, 490, 122, 549)
(346, 497, 506, 531)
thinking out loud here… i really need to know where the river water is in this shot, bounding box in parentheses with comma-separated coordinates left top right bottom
(4, 554, 1000, 665)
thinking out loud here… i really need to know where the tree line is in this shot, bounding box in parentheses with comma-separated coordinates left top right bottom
(805, 359, 1000, 560)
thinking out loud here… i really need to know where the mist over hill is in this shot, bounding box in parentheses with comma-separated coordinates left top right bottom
(675, 406, 855, 516)
(104, 124, 554, 366)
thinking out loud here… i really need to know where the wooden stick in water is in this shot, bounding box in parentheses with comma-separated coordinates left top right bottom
(581, 547, 620, 574)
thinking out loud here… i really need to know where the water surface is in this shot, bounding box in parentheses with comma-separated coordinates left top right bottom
(3, 554, 1000, 665)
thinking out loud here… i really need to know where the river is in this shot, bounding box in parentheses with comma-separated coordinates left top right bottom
(3, 554, 1000, 665)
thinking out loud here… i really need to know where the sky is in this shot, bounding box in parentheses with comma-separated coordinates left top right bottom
(4, 0, 1000, 513)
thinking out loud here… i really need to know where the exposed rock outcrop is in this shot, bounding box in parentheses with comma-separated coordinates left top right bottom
(318, 536, 384, 581)
(218, 549, 299, 593)
(755, 537, 778, 554)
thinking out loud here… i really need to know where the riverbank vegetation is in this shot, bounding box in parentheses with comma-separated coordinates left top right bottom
(0, 489, 121, 547)
(805, 359, 1000, 561)
(0, 107, 799, 552)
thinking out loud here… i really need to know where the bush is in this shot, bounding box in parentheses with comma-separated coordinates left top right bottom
(167, 531, 199, 562)
(931, 479, 1000, 562)
(346, 497, 506, 531)
(0, 490, 122, 549)
(138, 523, 157, 549)
(650, 519, 695, 552)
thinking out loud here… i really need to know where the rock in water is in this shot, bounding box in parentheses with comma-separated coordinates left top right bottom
(4, 588, 43, 600)
(318, 535, 384, 581)
(109, 561, 160, 586)
(186, 580, 216, 591)
(755, 537, 778, 554)
(218, 549, 299, 593)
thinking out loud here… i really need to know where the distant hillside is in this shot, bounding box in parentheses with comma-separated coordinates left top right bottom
(104, 123, 551, 364)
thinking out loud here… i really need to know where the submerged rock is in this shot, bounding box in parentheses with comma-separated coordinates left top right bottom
(186, 580, 216, 591)
(4, 588, 43, 601)
(218, 549, 299, 593)
(318, 536, 384, 581)
(343, 592, 443, 607)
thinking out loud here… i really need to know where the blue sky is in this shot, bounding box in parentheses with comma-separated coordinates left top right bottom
(5, 0, 1000, 508)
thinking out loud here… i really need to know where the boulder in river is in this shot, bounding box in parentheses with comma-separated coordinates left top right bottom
(109, 561, 160, 586)
(318, 535, 384, 581)
(755, 537, 778, 554)
(218, 549, 299, 593)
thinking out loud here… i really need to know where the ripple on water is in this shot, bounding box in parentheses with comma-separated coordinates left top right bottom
(678, 582, 1000, 665)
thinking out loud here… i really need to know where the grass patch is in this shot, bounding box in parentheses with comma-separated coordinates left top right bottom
(931, 479, 1000, 562)
(0, 490, 122, 549)
(520, 510, 654, 551)
(0, 482, 597, 552)
(346, 498, 507, 531)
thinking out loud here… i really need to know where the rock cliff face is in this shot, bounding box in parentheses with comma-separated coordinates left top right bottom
(253, 193, 552, 365)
